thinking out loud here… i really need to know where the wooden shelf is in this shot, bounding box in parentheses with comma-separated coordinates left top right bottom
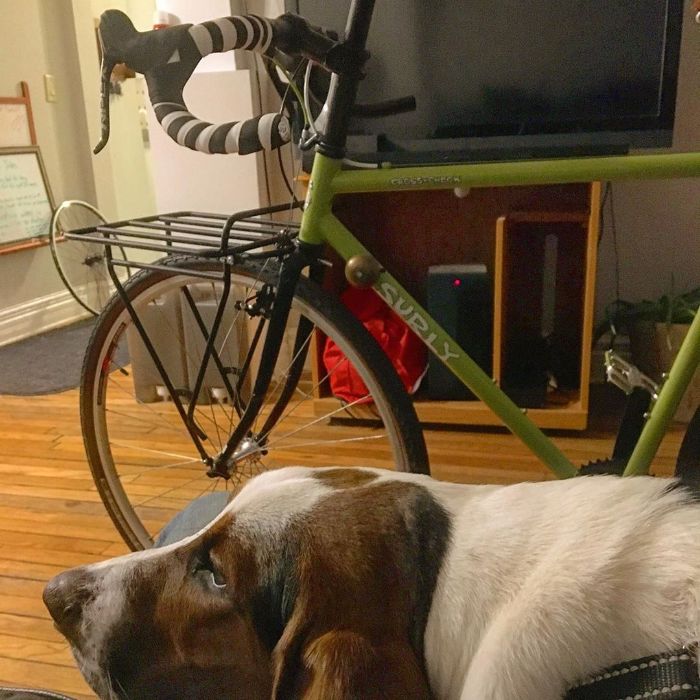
(314, 397, 588, 431)
(314, 182, 602, 431)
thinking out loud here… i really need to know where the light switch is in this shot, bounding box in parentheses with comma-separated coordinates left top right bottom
(44, 74, 57, 103)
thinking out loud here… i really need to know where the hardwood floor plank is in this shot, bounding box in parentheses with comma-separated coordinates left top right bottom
(0, 531, 110, 557)
(0, 657, 94, 698)
(0, 593, 52, 620)
(0, 545, 105, 570)
(0, 562, 67, 584)
(0, 633, 74, 667)
(0, 576, 46, 599)
(0, 612, 66, 643)
(0, 512, 124, 544)
(0, 494, 119, 518)
(0, 523, 121, 548)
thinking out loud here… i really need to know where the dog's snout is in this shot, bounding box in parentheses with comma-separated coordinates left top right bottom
(43, 567, 96, 643)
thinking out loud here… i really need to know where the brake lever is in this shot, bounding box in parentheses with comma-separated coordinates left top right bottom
(94, 55, 116, 154)
(94, 10, 139, 154)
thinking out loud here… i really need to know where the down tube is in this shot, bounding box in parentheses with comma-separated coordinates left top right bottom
(320, 213, 578, 479)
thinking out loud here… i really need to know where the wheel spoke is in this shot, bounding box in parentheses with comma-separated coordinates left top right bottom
(261, 393, 378, 446)
(258, 353, 348, 441)
(134, 470, 218, 509)
(106, 438, 199, 463)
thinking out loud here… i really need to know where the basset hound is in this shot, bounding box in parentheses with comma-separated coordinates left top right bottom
(44, 467, 700, 699)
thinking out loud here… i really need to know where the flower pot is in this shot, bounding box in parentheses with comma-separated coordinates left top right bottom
(628, 319, 659, 378)
(629, 321, 699, 422)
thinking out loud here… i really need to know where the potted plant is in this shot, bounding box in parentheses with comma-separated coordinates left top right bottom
(596, 284, 700, 421)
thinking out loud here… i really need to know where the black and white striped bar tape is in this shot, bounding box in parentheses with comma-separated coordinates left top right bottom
(150, 15, 290, 155)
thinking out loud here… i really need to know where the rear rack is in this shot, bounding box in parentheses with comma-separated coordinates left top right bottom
(65, 202, 301, 279)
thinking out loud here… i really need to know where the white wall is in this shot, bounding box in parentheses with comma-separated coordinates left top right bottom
(595, 8, 700, 317)
(147, 0, 267, 214)
(146, 69, 263, 214)
(78, 0, 157, 219)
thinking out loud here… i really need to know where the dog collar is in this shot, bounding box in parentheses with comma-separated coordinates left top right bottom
(565, 650, 699, 700)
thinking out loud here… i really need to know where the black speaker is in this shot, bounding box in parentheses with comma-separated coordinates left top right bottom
(427, 264, 493, 400)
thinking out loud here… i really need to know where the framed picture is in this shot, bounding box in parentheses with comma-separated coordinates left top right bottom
(0, 82, 37, 148)
(0, 146, 55, 254)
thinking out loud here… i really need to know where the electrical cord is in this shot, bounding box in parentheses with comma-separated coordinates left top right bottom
(598, 182, 621, 305)
(269, 57, 306, 207)
(608, 183, 621, 307)
(597, 181, 625, 346)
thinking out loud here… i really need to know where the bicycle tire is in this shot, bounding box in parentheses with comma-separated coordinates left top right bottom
(80, 255, 429, 550)
(50, 200, 129, 316)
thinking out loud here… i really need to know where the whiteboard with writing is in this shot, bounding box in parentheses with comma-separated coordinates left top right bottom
(0, 148, 53, 247)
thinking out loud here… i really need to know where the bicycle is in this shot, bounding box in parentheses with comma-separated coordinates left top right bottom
(73, 2, 700, 550)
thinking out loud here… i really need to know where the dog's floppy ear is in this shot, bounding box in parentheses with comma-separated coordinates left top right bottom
(272, 627, 432, 699)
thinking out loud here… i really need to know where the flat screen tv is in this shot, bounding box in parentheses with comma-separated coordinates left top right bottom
(287, 0, 686, 162)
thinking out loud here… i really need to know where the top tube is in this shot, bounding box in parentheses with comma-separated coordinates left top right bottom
(329, 152, 700, 193)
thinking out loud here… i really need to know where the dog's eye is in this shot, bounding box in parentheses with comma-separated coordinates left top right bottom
(208, 568, 226, 589)
(192, 550, 227, 590)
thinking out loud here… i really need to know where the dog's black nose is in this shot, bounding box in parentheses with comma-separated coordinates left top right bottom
(43, 567, 96, 644)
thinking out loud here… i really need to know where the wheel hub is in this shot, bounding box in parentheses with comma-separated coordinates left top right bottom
(83, 253, 105, 267)
(231, 436, 264, 464)
(209, 436, 265, 478)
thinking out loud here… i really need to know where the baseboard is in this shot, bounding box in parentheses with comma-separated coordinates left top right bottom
(0, 289, 92, 347)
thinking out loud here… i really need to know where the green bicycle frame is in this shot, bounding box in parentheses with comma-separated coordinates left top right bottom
(298, 151, 700, 479)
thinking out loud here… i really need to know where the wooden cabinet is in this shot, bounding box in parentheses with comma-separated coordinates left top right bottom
(316, 182, 601, 430)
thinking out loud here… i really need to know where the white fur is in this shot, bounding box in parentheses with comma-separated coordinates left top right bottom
(421, 475, 700, 700)
(228, 465, 333, 532)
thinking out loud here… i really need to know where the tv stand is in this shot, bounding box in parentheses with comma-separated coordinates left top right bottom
(313, 181, 601, 430)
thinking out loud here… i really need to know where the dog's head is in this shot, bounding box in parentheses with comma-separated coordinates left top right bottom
(44, 467, 450, 699)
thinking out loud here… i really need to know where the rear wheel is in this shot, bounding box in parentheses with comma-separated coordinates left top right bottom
(50, 200, 130, 315)
(80, 256, 429, 549)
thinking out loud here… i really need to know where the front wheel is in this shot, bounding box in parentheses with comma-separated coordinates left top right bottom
(80, 256, 429, 549)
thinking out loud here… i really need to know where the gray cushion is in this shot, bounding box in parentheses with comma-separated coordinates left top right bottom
(155, 491, 231, 547)
(0, 689, 76, 700)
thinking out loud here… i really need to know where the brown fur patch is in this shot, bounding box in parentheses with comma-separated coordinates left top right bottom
(299, 630, 430, 699)
(105, 522, 273, 699)
(312, 467, 378, 489)
(272, 480, 449, 699)
(136, 528, 271, 700)
(160, 529, 271, 696)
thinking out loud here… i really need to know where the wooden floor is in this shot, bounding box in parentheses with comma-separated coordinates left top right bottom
(0, 385, 685, 698)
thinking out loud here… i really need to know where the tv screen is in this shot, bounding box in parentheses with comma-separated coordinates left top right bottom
(287, 0, 685, 161)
